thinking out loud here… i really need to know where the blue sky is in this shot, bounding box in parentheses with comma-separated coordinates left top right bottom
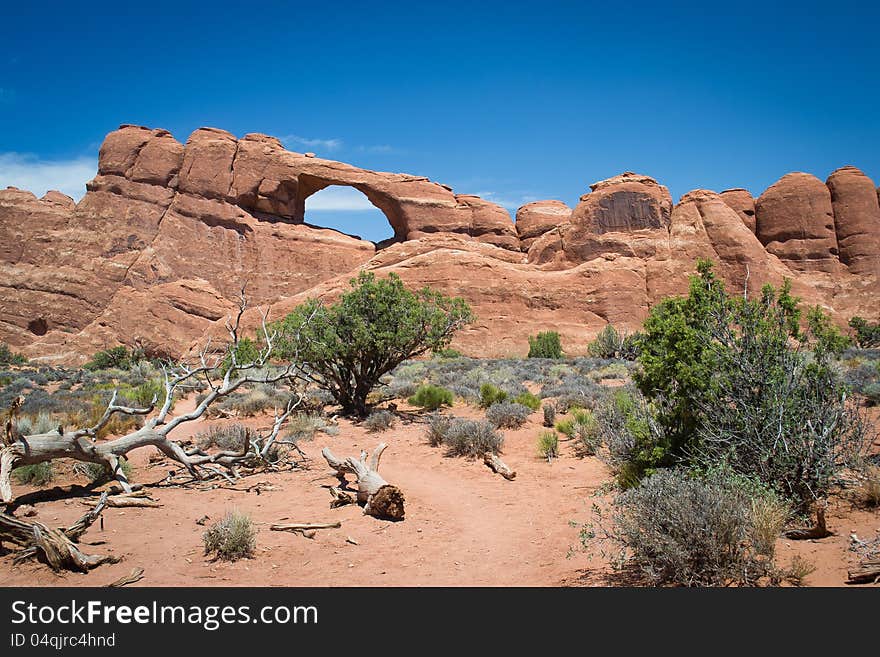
(2, 0, 878, 242)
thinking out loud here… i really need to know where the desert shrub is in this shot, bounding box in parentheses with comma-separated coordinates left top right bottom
(589, 363, 630, 382)
(364, 410, 395, 433)
(433, 347, 462, 359)
(748, 493, 791, 557)
(485, 401, 531, 429)
(60, 395, 144, 439)
(219, 337, 262, 376)
(843, 359, 880, 395)
(593, 388, 660, 487)
(571, 408, 592, 425)
(78, 457, 134, 484)
(555, 417, 576, 438)
(863, 383, 880, 406)
(114, 378, 167, 409)
(384, 379, 419, 400)
(512, 391, 540, 411)
(634, 260, 869, 508)
(425, 413, 455, 447)
(408, 384, 454, 410)
(15, 411, 57, 436)
(591, 469, 782, 586)
(84, 346, 134, 371)
(587, 325, 624, 359)
(849, 316, 880, 348)
(540, 379, 604, 412)
(12, 461, 55, 486)
(542, 403, 556, 428)
(203, 511, 256, 562)
(196, 424, 253, 451)
(783, 555, 817, 586)
(0, 343, 27, 365)
(859, 466, 880, 508)
(528, 331, 563, 359)
(428, 417, 503, 457)
(273, 272, 472, 416)
(284, 413, 330, 442)
(575, 414, 601, 456)
(479, 382, 508, 408)
(214, 386, 289, 417)
(537, 431, 559, 460)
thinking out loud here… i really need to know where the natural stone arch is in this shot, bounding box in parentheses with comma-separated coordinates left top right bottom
(294, 173, 407, 242)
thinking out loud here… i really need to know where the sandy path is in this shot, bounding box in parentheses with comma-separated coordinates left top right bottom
(1, 400, 877, 587)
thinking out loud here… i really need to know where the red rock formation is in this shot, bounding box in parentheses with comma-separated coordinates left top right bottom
(1, 125, 878, 362)
(827, 166, 880, 275)
(755, 173, 841, 273)
(719, 188, 756, 233)
(527, 172, 672, 266)
(515, 200, 570, 250)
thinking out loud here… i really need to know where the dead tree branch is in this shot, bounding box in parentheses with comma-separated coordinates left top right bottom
(1, 294, 319, 504)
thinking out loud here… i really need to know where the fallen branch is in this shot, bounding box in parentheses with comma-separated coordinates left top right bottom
(484, 453, 516, 480)
(81, 494, 162, 509)
(784, 507, 833, 540)
(271, 521, 341, 539)
(0, 492, 119, 572)
(322, 443, 405, 520)
(847, 560, 880, 585)
(107, 567, 145, 587)
(270, 521, 342, 532)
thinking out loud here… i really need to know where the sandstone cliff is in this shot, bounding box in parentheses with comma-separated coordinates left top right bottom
(1, 125, 877, 362)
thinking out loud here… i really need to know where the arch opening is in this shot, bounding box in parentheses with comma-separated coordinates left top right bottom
(303, 184, 398, 247)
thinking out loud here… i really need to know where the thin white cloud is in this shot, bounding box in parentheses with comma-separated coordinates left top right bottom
(475, 190, 539, 210)
(280, 134, 344, 152)
(0, 152, 95, 200)
(356, 144, 396, 154)
(305, 186, 376, 212)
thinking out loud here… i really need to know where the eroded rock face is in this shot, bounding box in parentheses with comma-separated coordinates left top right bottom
(755, 173, 840, 272)
(527, 173, 672, 266)
(720, 188, 756, 233)
(515, 200, 570, 250)
(1, 124, 878, 362)
(827, 166, 880, 274)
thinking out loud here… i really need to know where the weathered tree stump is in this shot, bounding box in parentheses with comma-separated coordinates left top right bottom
(322, 443, 405, 520)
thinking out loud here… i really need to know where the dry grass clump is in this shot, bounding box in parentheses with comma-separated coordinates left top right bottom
(203, 510, 256, 561)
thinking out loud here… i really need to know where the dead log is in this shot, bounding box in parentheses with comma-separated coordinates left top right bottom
(271, 521, 342, 532)
(80, 493, 162, 509)
(107, 567, 145, 587)
(847, 560, 880, 585)
(322, 443, 405, 520)
(784, 507, 833, 540)
(484, 453, 516, 480)
(0, 492, 119, 572)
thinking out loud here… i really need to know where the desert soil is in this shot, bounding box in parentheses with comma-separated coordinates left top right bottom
(1, 397, 878, 587)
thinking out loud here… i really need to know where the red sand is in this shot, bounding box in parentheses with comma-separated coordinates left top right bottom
(1, 399, 878, 587)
